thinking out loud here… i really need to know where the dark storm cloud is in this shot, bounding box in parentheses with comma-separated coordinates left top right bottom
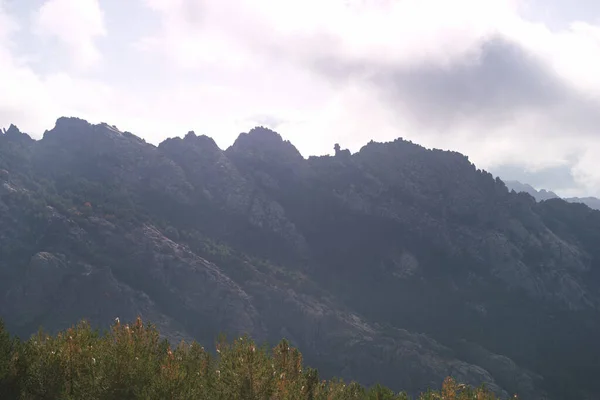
(290, 34, 600, 194)
(372, 37, 564, 128)
(308, 35, 600, 135)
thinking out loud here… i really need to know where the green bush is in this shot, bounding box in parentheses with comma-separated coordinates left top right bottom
(0, 317, 504, 400)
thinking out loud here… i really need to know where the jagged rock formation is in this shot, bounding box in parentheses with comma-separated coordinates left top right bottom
(2, 118, 600, 399)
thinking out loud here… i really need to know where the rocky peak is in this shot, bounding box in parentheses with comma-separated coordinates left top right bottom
(159, 131, 237, 190)
(33, 117, 194, 205)
(184, 130, 197, 140)
(42, 117, 140, 147)
(4, 124, 20, 136)
(185, 132, 220, 151)
(226, 127, 305, 184)
(227, 126, 304, 163)
(160, 131, 223, 160)
(41, 117, 91, 144)
(1, 124, 33, 143)
(45, 117, 91, 137)
(247, 126, 284, 140)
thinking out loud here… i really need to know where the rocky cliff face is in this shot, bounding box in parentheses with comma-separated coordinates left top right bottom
(2, 118, 600, 399)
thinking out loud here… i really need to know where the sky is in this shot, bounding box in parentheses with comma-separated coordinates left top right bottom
(1, 0, 600, 197)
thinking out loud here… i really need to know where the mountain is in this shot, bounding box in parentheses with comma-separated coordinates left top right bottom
(503, 180, 560, 201)
(2, 118, 600, 399)
(505, 180, 600, 210)
(566, 196, 600, 210)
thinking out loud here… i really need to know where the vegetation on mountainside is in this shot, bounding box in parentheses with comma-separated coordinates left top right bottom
(0, 317, 501, 400)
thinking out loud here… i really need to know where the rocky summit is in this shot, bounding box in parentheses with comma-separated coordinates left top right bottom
(2, 117, 600, 399)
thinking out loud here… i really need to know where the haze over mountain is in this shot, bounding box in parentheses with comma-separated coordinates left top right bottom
(2, 118, 600, 399)
(504, 180, 600, 210)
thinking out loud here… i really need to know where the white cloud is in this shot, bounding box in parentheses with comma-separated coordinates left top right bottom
(501, 18, 600, 94)
(0, 1, 121, 135)
(33, 0, 106, 69)
(137, 0, 519, 71)
(571, 147, 600, 195)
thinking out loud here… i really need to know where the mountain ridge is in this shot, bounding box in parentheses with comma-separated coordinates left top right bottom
(2, 117, 600, 399)
(504, 179, 600, 210)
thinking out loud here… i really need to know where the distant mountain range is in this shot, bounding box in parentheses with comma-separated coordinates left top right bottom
(504, 180, 600, 210)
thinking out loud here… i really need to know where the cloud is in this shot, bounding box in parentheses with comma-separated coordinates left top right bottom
(3, 0, 600, 196)
(491, 163, 583, 197)
(0, 0, 124, 136)
(300, 34, 600, 163)
(32, 0, 106, 69)
(133, 0, 600, 196)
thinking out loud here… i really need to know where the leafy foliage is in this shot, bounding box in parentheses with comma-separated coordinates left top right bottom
(0, 317, 501, 400)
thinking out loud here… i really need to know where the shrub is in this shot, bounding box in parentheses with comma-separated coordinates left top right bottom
(0, 317, 503, 400)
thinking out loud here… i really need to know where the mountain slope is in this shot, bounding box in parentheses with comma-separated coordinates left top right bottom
(2, 118, 600, 399)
